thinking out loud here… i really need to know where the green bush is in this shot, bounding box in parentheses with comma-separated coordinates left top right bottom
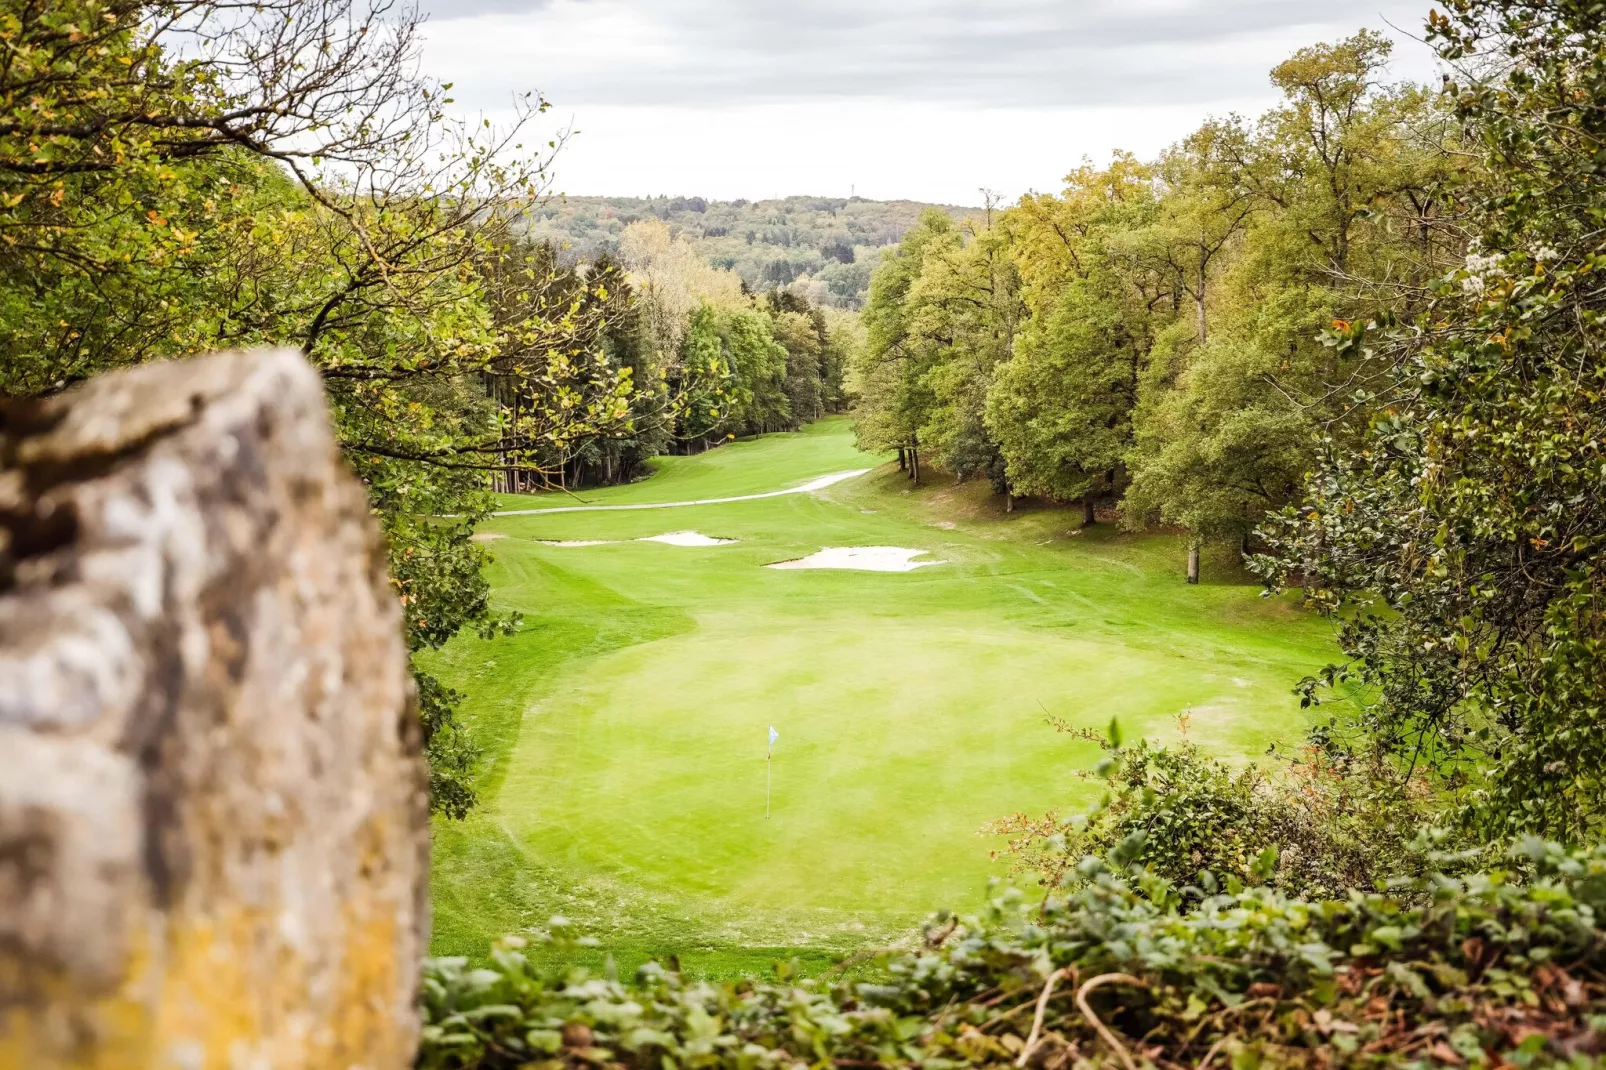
(419, 840, 1606, 1068)
(989, 721, 1455, 903)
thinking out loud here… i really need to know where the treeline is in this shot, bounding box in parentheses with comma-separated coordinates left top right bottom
(491, 222, 859, 494)
(853, 31, 1464, 578)
(508, 219, 860, 495)
(524, 194, 976, 309)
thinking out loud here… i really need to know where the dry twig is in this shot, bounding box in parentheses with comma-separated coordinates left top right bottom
(1015, 968, 1072, 1068)
(1075, 973, 1146, 1070)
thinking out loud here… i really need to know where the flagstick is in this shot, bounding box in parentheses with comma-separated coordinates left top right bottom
(765, 748, 772, 820)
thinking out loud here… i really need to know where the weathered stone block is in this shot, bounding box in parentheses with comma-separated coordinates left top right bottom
(0, 350, 428, 1070)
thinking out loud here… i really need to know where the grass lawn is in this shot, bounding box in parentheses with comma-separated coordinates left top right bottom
(425, 418, 1337, 979)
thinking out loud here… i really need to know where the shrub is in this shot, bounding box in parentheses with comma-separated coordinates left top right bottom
(988, 719, 1457, 902)
(419, 840, 1606, 1068)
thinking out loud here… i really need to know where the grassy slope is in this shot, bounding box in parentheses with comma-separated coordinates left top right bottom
(490, 426, 876, 511)
(426, 419, 1336, 979)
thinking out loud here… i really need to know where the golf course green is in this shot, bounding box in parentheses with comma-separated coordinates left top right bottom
(425, 418, 1337, 977)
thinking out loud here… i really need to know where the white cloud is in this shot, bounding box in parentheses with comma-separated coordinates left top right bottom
(415, 0, 1445, 202)
(514, 100, 1274, 205)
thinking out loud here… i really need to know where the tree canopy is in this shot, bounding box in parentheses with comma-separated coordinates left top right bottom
(1258, 0, 1606, 842)
(853, 30, 1466, 547)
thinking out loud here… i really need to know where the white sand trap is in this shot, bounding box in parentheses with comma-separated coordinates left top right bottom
(637, 531, 737, 547)
(470, 532, 506, 542)
(535, 539, 615, 547)
(767, 547, 942, 572)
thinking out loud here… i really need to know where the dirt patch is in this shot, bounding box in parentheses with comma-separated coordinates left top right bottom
(535, 539, 614, 547)
(766, 547, 942, 573)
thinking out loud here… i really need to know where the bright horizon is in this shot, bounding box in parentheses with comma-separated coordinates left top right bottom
(418, 0, 1445, 205)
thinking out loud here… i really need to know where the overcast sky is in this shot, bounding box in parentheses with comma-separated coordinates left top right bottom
(418, 0, 1443, 205)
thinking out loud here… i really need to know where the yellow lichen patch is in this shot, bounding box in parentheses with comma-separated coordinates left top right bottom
(324, 905, 411, 1068)
(1, 902, 412, 1070)
(0, 927, 157, 1070)
(151, 912, 271, 1069)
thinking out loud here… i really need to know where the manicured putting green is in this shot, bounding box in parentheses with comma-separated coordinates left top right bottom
(426, 419, 1336, 977)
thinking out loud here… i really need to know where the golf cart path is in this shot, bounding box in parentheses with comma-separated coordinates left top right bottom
(491, 468, 874, 517)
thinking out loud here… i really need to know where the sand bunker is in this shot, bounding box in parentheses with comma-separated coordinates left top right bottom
(534, 530, 736, 548)
(767, 547, 941, 572)
(637, 531, 737, 547)
(470, 532, 506, 542)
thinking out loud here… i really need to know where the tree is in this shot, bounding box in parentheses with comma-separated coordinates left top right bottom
(563, 255, 672, 488)
(988, 157, 1165, 518)
(766, 290, 826, 426)
(0, 0, 647, 815)
(617, 219, 745, 366)
(851, 210, 957, 479)
(1257, 0, 1606, 841)
(1126, 34, 1463, 568)
(817, 307, 861, 414)
(722, 305, 791, 434)
(1124, 331, 1312, 552)
(617, 219, 754, 451)
(1139, 123, 1258, 346)
(906, 218, 1022, 487)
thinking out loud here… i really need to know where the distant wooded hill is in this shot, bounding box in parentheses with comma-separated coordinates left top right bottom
(523, 195, 979, 309)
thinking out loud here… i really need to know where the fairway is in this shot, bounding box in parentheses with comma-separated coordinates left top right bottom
(426, 418, 1336, 976)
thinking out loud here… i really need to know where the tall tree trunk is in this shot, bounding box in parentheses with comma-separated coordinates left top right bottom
(1196, 246, 1209, 345)
(1187, 539, 1201, 585)
(1082, 498, 1096, 528)
(910, 447, 921, 485)
(1005, 491, 1015, 514)
(505, 387, 519, 495)
(898, 448, 907, 472)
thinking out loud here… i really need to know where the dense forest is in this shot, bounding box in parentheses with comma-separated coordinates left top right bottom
(523, 195, 977, 309)
(7, 0, 1606, 1064)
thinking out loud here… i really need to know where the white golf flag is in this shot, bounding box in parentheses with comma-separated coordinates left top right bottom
(765, 726, 779, 818)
